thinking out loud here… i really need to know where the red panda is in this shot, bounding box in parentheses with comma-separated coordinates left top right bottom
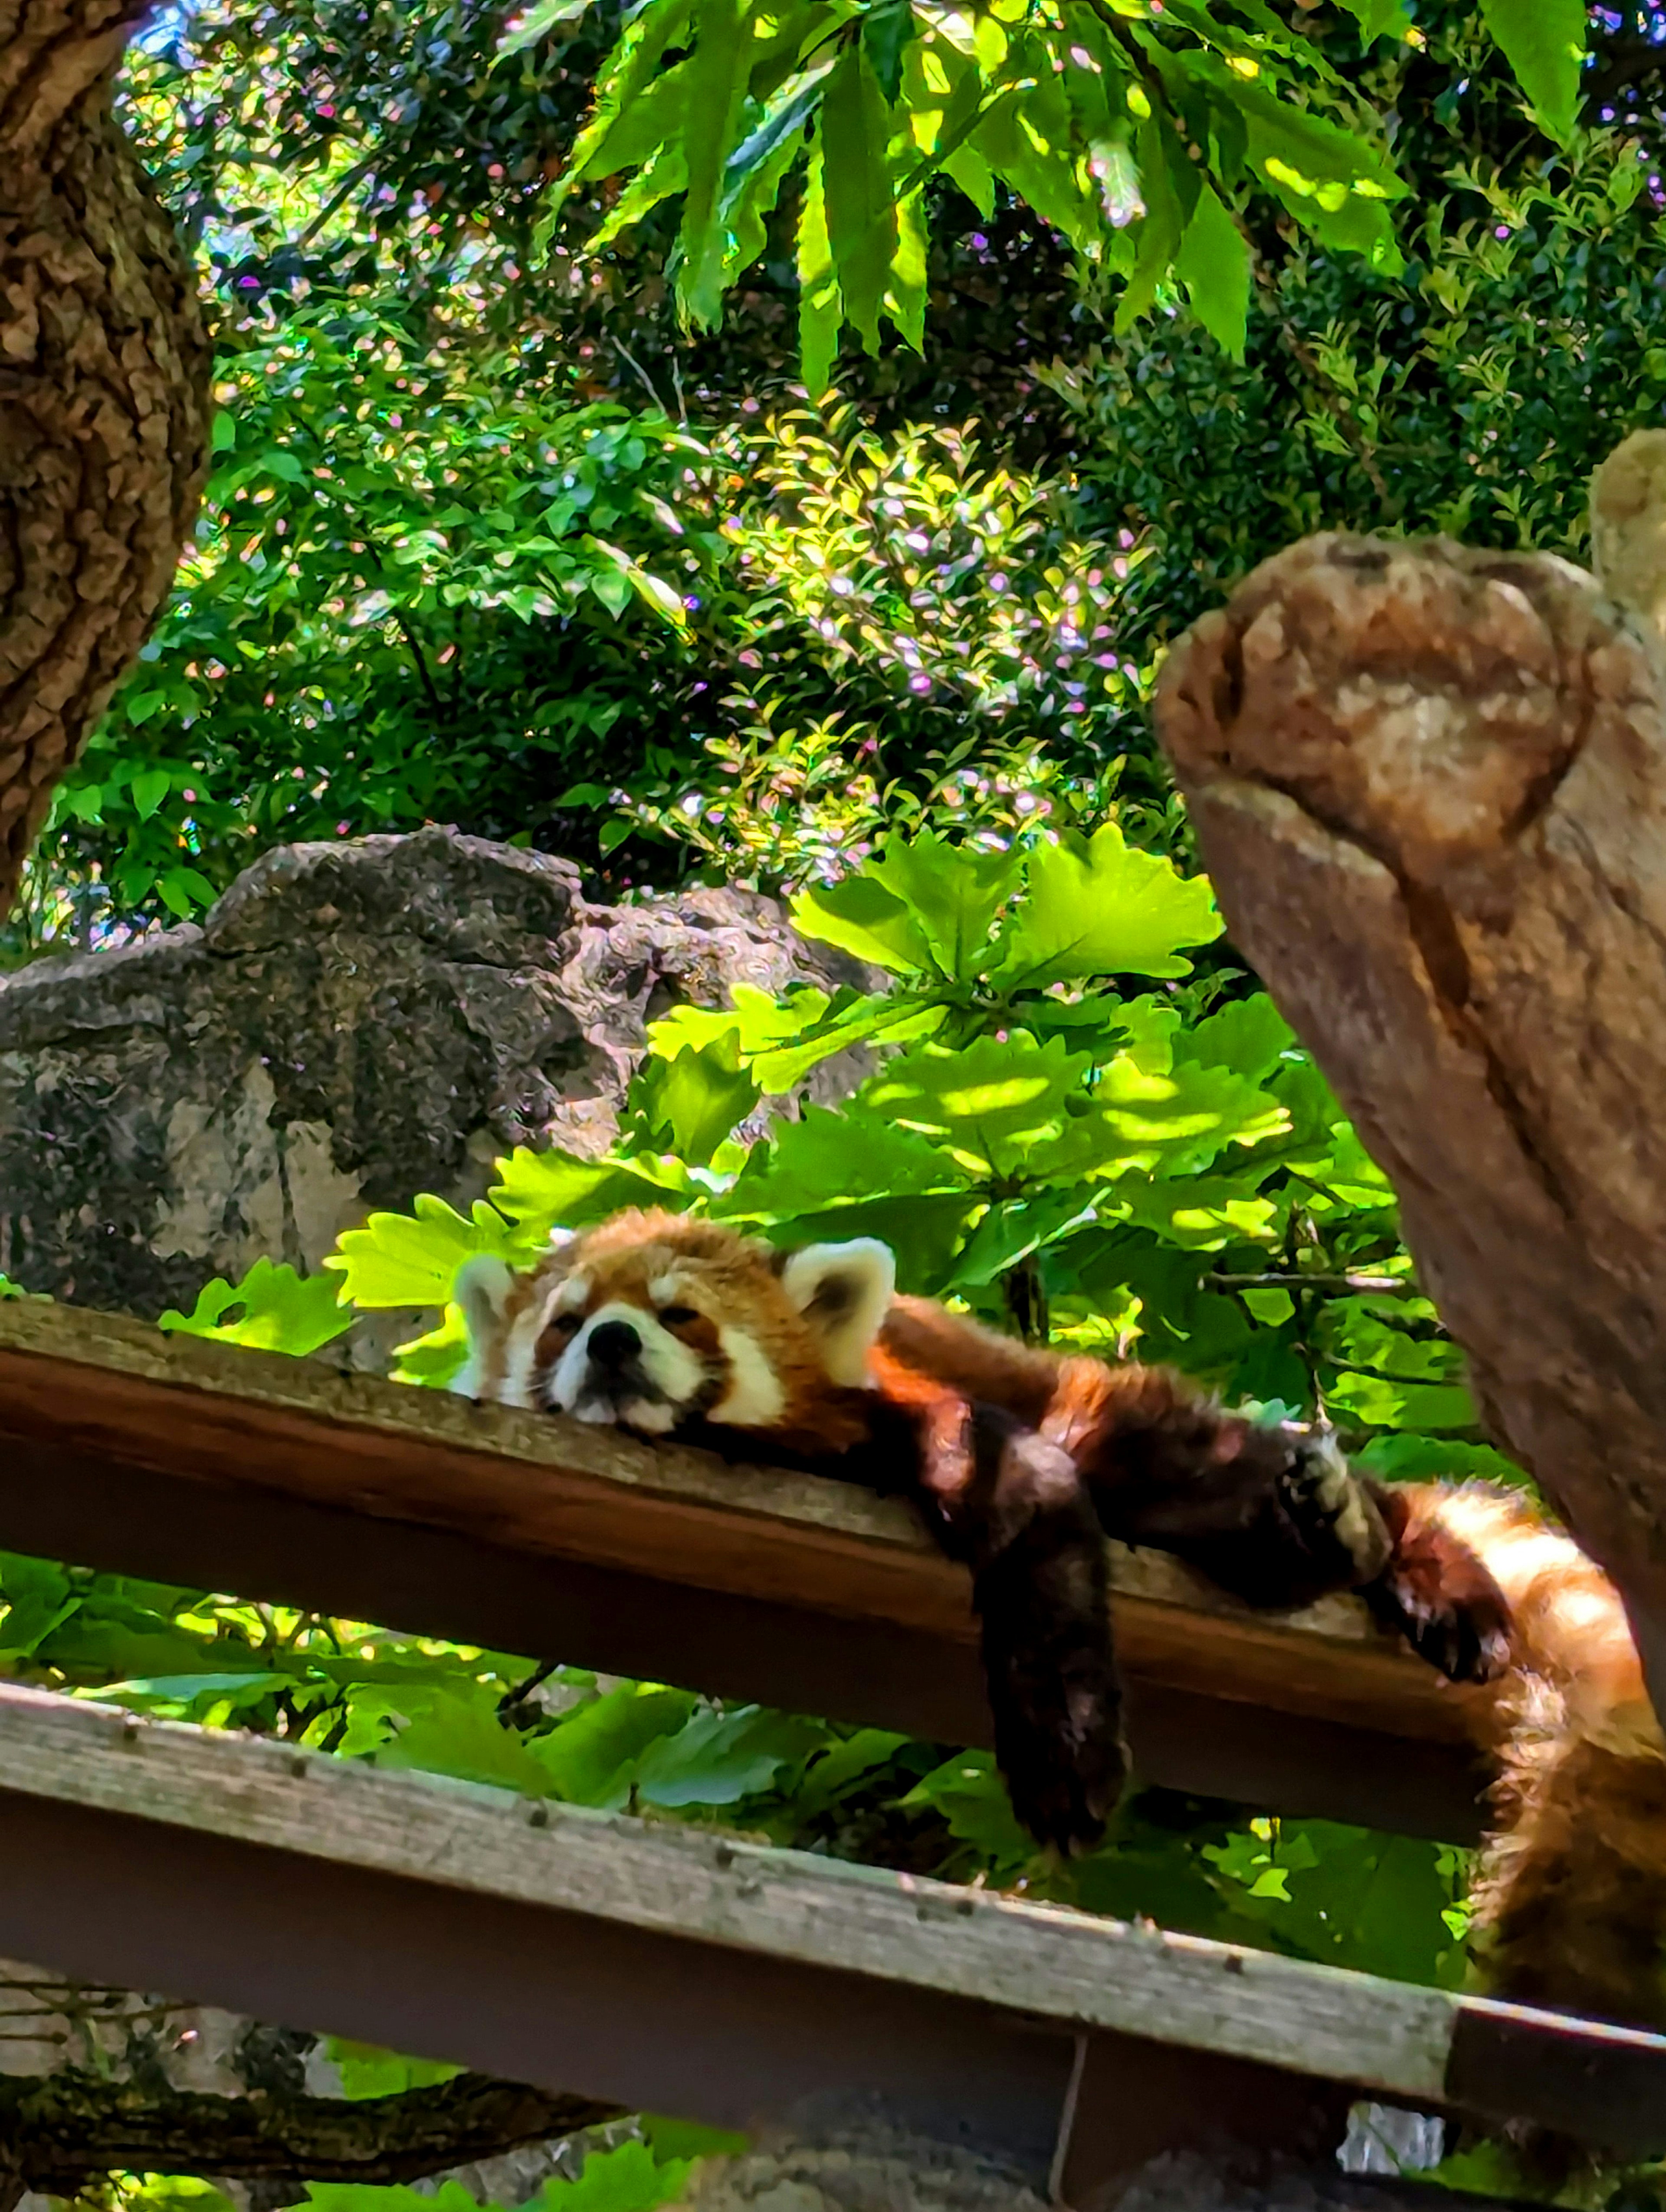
(1379, 1482, 1666, 2030)
(453, 1209, 1484, 1856)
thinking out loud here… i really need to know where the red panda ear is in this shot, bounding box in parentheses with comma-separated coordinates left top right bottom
(452, 1254, 520, 1349)
(452, 1231, 574, 1346)
(778, 1239, 896, 1386)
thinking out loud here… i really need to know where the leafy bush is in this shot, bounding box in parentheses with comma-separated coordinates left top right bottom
(22, 367, 1161, 945)
(1054, 130, 1666, 669)
(39, 299, 715, 925)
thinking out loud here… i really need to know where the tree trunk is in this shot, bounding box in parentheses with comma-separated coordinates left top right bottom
(0, 0, 210, 911)
(0, 2066, 621, 2199)
(1153, 442, 1666, 1720)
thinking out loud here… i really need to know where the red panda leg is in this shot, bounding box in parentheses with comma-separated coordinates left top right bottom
(966, 1412, 1127, 1856)
(873, 1352, 1125, 1854)
(1046, 1363, 1394, 1611)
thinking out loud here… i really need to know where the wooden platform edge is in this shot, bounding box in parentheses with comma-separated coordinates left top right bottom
(0, 1296, 1496, 1838)
(0, 1684, 1655, 2163)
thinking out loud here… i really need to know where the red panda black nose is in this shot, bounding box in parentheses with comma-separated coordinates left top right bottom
(587, 1319, 641, 1371)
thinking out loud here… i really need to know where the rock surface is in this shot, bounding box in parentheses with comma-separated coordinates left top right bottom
(0, 826, 866, 1328)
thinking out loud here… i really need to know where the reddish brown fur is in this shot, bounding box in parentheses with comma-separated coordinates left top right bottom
(529, 1210, 875, 1454)
(1389, 1482, 1666, 2028)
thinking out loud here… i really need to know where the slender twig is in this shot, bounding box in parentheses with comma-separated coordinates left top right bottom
(296, 159, 378, 250)
(395, 611, 447, 722)
(612, 337, 666, 412)
(1206, 1271, 1414, 1296)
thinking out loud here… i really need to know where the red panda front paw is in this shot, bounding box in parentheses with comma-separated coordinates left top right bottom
(1360, 1516, 1513, 1684)
(1362, 1556, 1513, 1683)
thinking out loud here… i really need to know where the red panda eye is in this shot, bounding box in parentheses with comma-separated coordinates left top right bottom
(657, 1304, 699, 1328)
(549, 1312, 580, 1336)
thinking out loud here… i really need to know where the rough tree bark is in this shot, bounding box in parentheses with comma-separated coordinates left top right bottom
(0, 0, 210, 910)
(0, 2069, 621, 2210)
(1154, 432, 1666, 1722)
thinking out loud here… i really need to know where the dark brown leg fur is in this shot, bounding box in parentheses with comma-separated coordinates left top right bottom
(1046, 1361, 1393, 1610)
(870, 1346, 1125, 1853)
(966, 1414, 1126, 1855)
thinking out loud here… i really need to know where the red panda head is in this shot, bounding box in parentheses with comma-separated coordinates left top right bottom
(450, 1208, 895, 1442)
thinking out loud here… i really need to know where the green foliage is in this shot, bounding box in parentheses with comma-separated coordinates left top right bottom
(540, 0, 1584, 370)
(1049, 125, 1666, 679)
(324, 2039, 463, 2100)
(42, 300, 714, 919)
(159, 1260, 351, 1356)
(25, 369, 1157, 938)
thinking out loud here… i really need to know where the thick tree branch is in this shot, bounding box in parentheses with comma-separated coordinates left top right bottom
(0, 2065, 623, 2198)
(1152, 455, 1666, 1716)
(0, 0, 211, 912)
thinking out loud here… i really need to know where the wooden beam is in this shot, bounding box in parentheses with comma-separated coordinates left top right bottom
(0, 1299, 1490, 1838)
(0, 1685, 1656, 2173)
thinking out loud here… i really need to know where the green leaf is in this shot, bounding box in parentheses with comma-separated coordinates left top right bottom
(632, 1034, 761, 1163)
(634, 1705, 826, 1806)
(1332, 0, 1410, 40)
(1180, 996, 1295, 1083)
(501, 0, 596, 56)
(994, 824, 1223, 985)
(791, 870, 936, 973)
(821, 40, 899, 354)
(901, 1750, 1036, 1873)
(1174, 183, 1250, 360)
(797, 142, 841, 398)
(862, 0, 916, 104)
(324, 2039, 463, 2100)
(130, 767, 172, 820)
(325, 1194, 527, 1309)
(1325, 1372, 1479, 1432)
(1478, 0, 1586, 144)
(1092, 1053, 1290, 1179)
(538, 2141, 696, 2212)
(530, 1684, 700, 1807)
(679, 0, 752, 327)
(158, 865, 217, 918)
(1353, 1436, 1529, 1486)
(723, 1101, 972, 1219)
(159, 1260, 351, 1357)
(862, 1031, 1089, 1181)
(865, 830, 1023, 982)
(366, 1684, 558, 1795)
(489, 1148, 695, 1242)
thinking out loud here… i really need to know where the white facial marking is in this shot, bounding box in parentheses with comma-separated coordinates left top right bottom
(709, 1325, 787, 1427)
(547, 1299, 706, 1431)
(648, 1271, 688, 1306)
(554, 1271, 591, 1315)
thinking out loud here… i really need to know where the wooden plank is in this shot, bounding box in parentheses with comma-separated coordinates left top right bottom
(0, 1685, 1656, 2162)
(0, 1299, 1491, 1836)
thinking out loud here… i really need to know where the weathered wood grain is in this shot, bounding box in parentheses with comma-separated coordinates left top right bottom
(0, 1682, 1656, 2166)
(0, 1685, 1456, 2096)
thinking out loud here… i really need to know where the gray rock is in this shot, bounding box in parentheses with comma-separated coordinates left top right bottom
(0, 826, 869, 1329)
